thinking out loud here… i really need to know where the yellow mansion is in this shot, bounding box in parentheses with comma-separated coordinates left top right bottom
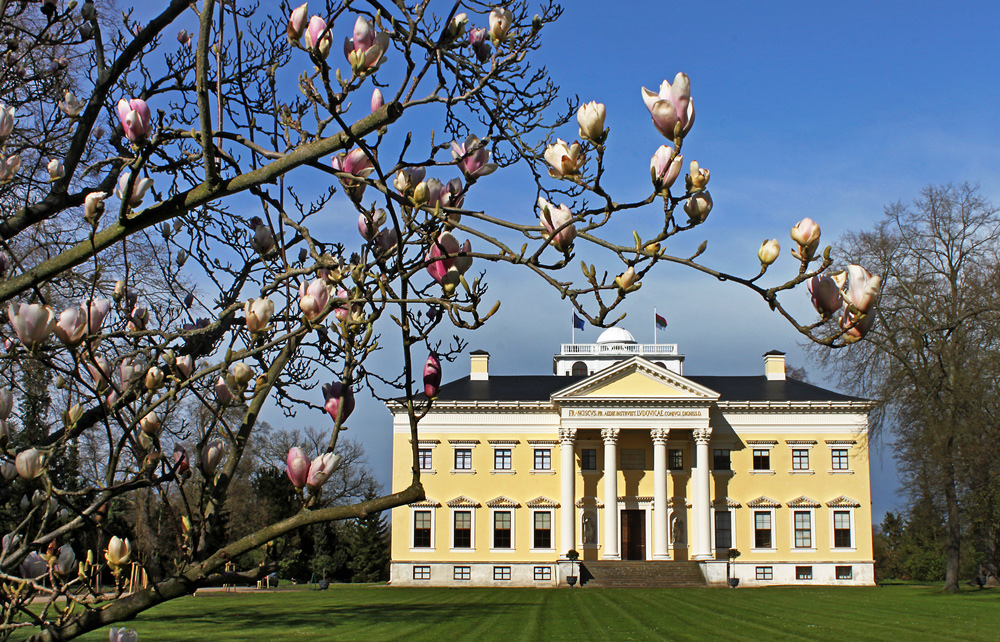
(389, 329, 875, 587)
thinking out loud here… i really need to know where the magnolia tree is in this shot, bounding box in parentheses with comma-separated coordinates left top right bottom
(0, 1, 879, 640)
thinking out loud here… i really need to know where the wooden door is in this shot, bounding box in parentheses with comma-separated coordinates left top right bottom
(621, 510, 646, 560)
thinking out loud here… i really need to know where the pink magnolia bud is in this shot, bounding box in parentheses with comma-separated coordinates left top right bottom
(450, 135, 497, 180)
(790, 218, 821, 261)
(304, 15, 332, 59)
(758, 239, 780, 267)
(615, 266, 639, 292)
(116, 98, 152, 144)
(215, 377, 234, 405)
(54, 544, 75, 576)
(424, 232, 461, 285)
(47, 158, 64, 181)
(543, 139, 585, 178)
(577, 101, 606, 142)
(650, 146, 682, 193)
(358, 208, 386, 241)
(139, 411, 160, 436)
(244, 297, 274, 334)
(114, 172, 154, 207)
(393, 167, 426, 194)
(641, 72, 695, 142)
(343, 15, 389, 75)
(843, 265, 881, 313)
(538, 197, 576, 252)
(175, 354, 194, 379)
(173, 445, 190, 475)
(58, 91, 83, 118)
(145, 366, 164, 391)
(0, 388, 12, 420)
(307, 452, 342, 489)
(200, 439, 226, 477)
(15, 448, 44, 479)
(87, 355, 111, 391)
(83, 191, 108, 224)
(469, 27, 491, 62)
(807, 275, 843, 317)
(105, 536, 131, 568)
(9, 303, 56, 350)
(371, 88, 384, 113)
(331, 148, 374, 203)
(686, 160, 710, 191)
(0, 154, 19, 183)
(488, 8, 513, 42)
(0, 104, 15, 141)
(322, 382, 355, 423)
(423, 353, 442, 398)
(684, 191, 713, 224)
(286, 447, 310, 488)
(298, 278, 331, 321)
(287, 3, 308, 42)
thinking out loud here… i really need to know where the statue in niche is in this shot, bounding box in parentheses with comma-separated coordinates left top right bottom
(582, 511, 597, 544)
(671, 515, 685, 544)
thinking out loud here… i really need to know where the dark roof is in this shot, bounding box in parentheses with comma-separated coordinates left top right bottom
(469, 349, 490, 355)
(414, 374, 862, 403)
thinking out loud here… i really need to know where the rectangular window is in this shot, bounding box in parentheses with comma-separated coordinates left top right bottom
(836, 566, 853, 580)
(454, 448, 472, 470)
(453, 566, 471, 581)
(794, 511, 812, 548)
(832, 449, 849, 470)
(752, 449, 771, 470)
(493, 511, 512, 549)
(534, 449, 551, 470)
(580, 448, 597, 470)
(754, 511, 772, 549)
(453, 511, 472, 548)
(796, 566, 813, 581)
(834, 511, 853, 548)
(534, 566, 552, 581)
(494, 448, 512, 471)
(755, 566, 773, 581)
(713, 449, 731, 471)
(533, 511, 552, 549)
(792, 449, 809, 470)
(668, 449, 684, 471)
(418, 448, 433, 471)
(620, 448, 646, 470)
(413, 510, 432, 548)
(413, 565, 431, 580)
(493, 566, 511, 581)
(714, 511, 732, 548)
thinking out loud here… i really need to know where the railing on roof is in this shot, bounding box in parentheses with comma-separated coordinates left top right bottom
(559, 343, 678, 356)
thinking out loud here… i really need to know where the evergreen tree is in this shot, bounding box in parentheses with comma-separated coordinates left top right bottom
(347, 493, 389, 583)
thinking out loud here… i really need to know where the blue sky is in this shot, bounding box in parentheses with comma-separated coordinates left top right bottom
(134, 1, 1000, 520)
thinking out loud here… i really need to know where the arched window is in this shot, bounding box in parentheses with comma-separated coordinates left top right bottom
(654, 361, 667, 369)
(571, 361, 588, 376)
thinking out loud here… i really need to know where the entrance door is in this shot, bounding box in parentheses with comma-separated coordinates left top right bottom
(621, 510, 646, 560)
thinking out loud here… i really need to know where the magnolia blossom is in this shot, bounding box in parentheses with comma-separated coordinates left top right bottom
(650, 145, 683, 193)
(538, 197, 576, 252)
(47, 158, 64, 181)
(9, 302, 56, 349)
(450, 135, 497, 180)
(0, 388, 11, 420)
(87, 355, 112, 390)
(425, 232, 473, 293)
(758, 239, 780, 266)
(807, 275, 843, 317)
(375, 227, 398, 254)
(250, 218, 276, 256)
(20, 552, 47, 579)
(173, 445, 190, 475)
(55, 544, 76, 576)
(145, 366, 164, 391)
(58, 91, 84, 117)
(371, 88, 384, 113)
(287, 3, 308, 42)
(322, 381, 355, 423)
(307, 452, 342, 489)
(843, 265, 881, 313)
(687, 160, 710, 191)
(488, 7, 513, 42)
(244, 297, 274, 334)
(231, 362, 254, 387)
(105, 536, 131, 568)
(215, 377, 234, 405)
(109, 627, 139, 642)
(139, 411, 160, 436)
(299, 278, 331, 321)
(577, 101, 606, 142)
(15, 448, 44, 479)
(116, 98, 152, 144)
(469, 27, 491, 62)
(286, 447, 310, 488)
(85, 298, 112, 334)
(684, 191, 713, 224)
(0, 155, 20, 183)
(393, 166, 426, 194)
(444, 12, 469, 43)
(790, 217, 821, 261)
(425, 178, 465, 219)
(1, 461, 16, 480)
(0, 103, 15, 140)
(177, 29, 191, 46)
(118, 358, 138, 391)
(333, 287, 361, 323)
(423, 353, 442, 398)
(175, 354, 194, 379)
(358, 208, 387, 241)
(304, 15, 332, 59)
(201, 439, 226, 477)
(331, 148, 374, 203)
(343, 15, 389, 75)
(544, 139, 585, 178)
(114, 172, 154, 206)
(615, 266, 639, 292)
(52, 306, 84, 346)
(84, 191, 108, 224)
(641, 73, 695, 141)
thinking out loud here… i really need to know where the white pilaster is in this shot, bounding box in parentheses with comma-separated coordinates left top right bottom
(559, 427, 577, 557)
(651, 427, 670, 559)
(691, 427, 713, 560)
(602, 427, 620, 560)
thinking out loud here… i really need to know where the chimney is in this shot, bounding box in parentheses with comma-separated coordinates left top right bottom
(470, 350, 490, 381)
(763, 350, 786, 381)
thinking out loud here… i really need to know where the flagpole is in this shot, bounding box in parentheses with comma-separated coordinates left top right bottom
(572, 311, 576, 344)
(654, 306, 657, 344)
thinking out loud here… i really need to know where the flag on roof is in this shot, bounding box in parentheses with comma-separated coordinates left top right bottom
(655, 313, 668, 330)
(573, 313, 585, 331)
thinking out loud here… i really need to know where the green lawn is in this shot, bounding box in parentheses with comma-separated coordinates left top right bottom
(56, 584, 999, 641)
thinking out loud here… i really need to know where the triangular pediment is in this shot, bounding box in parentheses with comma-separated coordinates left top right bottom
(553, 357, 720, 401)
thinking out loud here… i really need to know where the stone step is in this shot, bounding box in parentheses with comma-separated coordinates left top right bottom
(579, 561, 707, 588)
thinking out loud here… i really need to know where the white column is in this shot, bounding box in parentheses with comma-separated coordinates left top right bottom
(559, 427, 577, 558)
(601, 427, 620, 560)
(691, 427, 713, 560)
(651, 427, 670, 559)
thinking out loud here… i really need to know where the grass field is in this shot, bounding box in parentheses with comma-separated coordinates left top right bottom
(56, 583, 999, 641)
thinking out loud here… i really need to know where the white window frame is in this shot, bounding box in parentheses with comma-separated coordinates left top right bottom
(751, 508, 776, 552)
(491, 447, 514, 474)
(791, 508, 816, 552)
(830, 507, 857, 552)
(750, 445, 775, 475)
(417, 448, 435, 474)
(530, 509, 555, 553)
(490, 508, 515, 552)
(452, 447, 474, 473)
(828, 446, 853, 474)
(410, 507, 436, 552)
(788, 443, 815, 474)
(532, 448, 552, 473)
(450, 508, 476, 552)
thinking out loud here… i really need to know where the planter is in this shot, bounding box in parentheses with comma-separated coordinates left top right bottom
(728, 578, 740, 589)
(566, 575, 578, 588)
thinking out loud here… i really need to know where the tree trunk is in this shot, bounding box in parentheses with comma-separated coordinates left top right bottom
(943, 442, 961, 592)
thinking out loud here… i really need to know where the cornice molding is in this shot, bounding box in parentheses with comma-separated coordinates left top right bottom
(486, 496, 520, 508)
(526, 496, 560, 508)
(748, 495, 782, 508)
(446, 495, 481, 508)
(826, 495, 862, 508)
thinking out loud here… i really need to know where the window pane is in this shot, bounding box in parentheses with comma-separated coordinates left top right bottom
(792, 449, 809, 470)
(415, 511, 431, 529)
(753, 449, 770, 470)
(714, 511, 732, 548)
(495, 449, 511, 470)
(418, 449, 432, 470)
(620, 449, 646, 470)
(794, 511, 812, 548)
(455, 449, 472, 469)
(581, 449, 597, 470)
(495, 512, 510, 529)
(535, 512, 551, 529)
(832, 449, 849, 470)
(713, 449, 731, 470)
(534, 449, 551, 470)
(668, 449, 684, 470)
(455, 511, 471, 529)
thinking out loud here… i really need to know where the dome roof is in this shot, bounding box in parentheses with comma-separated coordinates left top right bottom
(596, 327, 636, 344)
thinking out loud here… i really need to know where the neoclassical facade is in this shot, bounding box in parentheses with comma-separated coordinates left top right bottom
(388, 329, 875, 587)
